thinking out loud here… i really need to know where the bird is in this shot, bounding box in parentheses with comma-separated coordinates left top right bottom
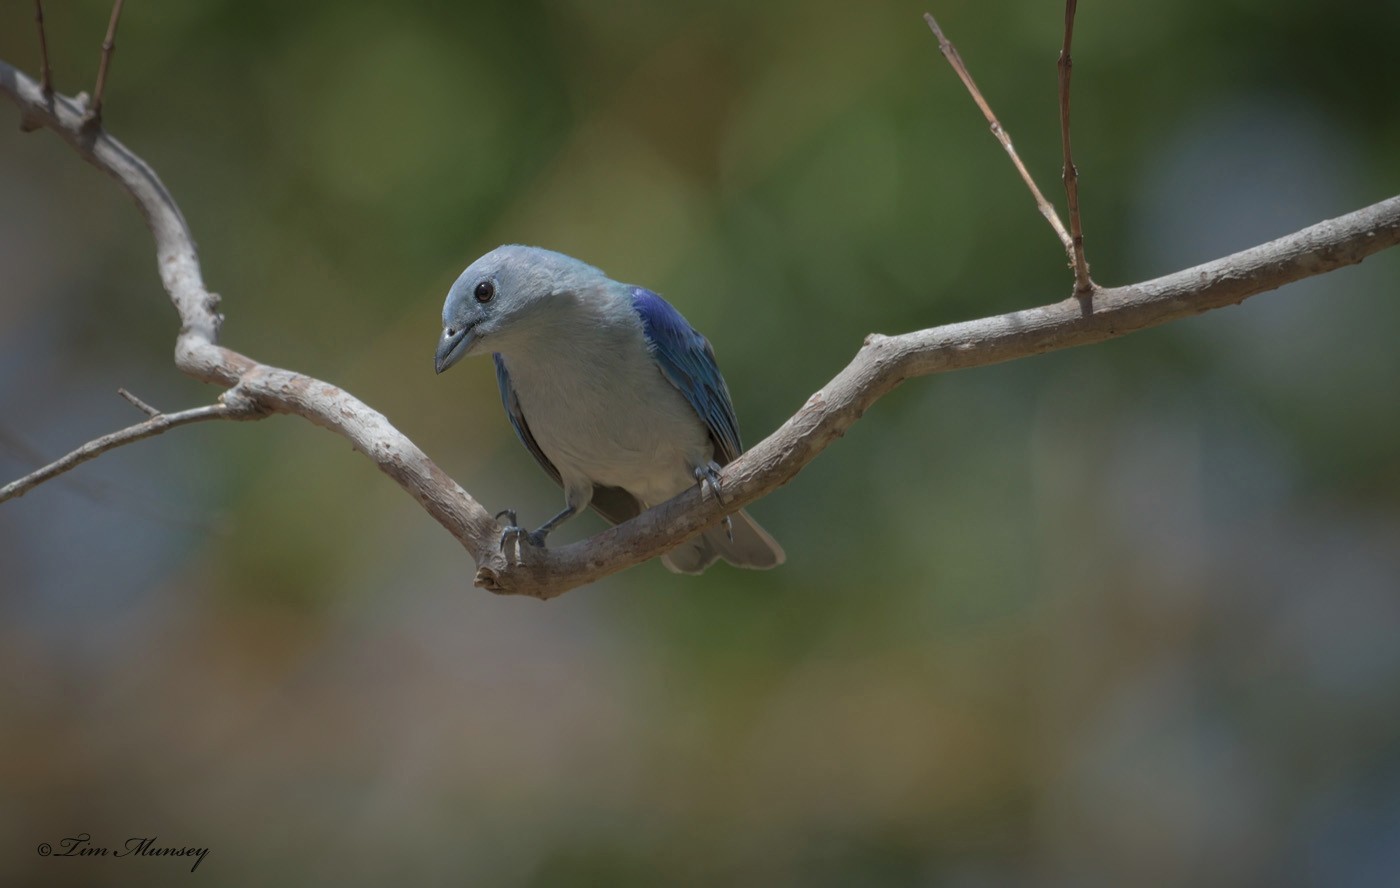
(434, 245, 784, 574)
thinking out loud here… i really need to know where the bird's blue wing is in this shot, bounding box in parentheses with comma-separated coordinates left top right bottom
(630, 287, 743, 464)
(494, 354, 642, 526)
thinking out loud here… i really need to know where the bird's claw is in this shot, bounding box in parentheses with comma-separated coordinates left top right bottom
(501, 527, 548, 549)
(497, 509, 525, 555)
(496, 509, 549, 558)
(694, 464, 734, 542)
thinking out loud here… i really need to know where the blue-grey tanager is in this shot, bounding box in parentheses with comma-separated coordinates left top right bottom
(434, 245, 785, 574)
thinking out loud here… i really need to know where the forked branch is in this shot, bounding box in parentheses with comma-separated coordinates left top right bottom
(923, 13, 1075, 261)
(0, 59, 504, 572)
(3, 36, 1399, 598)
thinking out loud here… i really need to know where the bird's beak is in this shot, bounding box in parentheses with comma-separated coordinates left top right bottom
(434, 322, 476, 374)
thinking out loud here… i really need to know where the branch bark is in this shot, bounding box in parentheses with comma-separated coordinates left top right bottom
(3, 58, 1398, 599)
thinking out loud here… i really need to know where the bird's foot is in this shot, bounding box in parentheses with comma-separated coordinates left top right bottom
(694, 464, 734, 542)
(495, 509, 549, 557)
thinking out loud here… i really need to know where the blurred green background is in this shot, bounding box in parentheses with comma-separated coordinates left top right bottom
(3, 1, 1399, 885)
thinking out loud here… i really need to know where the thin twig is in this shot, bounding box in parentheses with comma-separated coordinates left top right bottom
(1058, 0, 1093, 295)
(18, 0, 54, 131)
(83, 0, 125, 127)
(0, 402, 242, 504)
(0, 425, 227, 532)
(923, 12, 1074, 261)
(34, 0, 52, 97)
(117, 387, 162, 417)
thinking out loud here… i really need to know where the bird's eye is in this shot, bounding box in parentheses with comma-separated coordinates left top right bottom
(474, 281, 495, 303)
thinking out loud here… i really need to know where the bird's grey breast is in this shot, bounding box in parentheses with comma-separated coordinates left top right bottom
(501, 306, 711, 502)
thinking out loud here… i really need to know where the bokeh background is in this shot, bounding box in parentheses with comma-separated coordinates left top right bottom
(3, 1, 1399, 885)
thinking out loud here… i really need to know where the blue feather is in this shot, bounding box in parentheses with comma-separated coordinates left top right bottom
(629, 287, 743, 464)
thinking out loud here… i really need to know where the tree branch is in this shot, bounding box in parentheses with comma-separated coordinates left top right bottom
(493, 194, 1400, 595)
(0, 401, 249, 503)
(0, 59, 505, 571)
(2, 57, 1398, 599)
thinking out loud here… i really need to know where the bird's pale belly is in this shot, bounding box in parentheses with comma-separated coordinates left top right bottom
(512, 359, 712, 506)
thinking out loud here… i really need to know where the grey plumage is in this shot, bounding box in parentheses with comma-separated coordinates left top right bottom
(435, 245, 783, 574)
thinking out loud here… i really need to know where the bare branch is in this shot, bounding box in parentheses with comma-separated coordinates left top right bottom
(0, 59, 505, 568)
(0, 401, 245, 504)
(1058, 0, 1094, 295)
(83, 0, 125, 127)
(2, 56, 1398, 599)
(923, 12, 1075, 262)
(117, 387, 162, 417)
(483, 195, 1400, 596)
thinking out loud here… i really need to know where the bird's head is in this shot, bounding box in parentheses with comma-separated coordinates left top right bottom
(434, 244, 604, 374)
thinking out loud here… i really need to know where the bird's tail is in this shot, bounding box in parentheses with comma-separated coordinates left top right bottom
(660, 509, 785, 575)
